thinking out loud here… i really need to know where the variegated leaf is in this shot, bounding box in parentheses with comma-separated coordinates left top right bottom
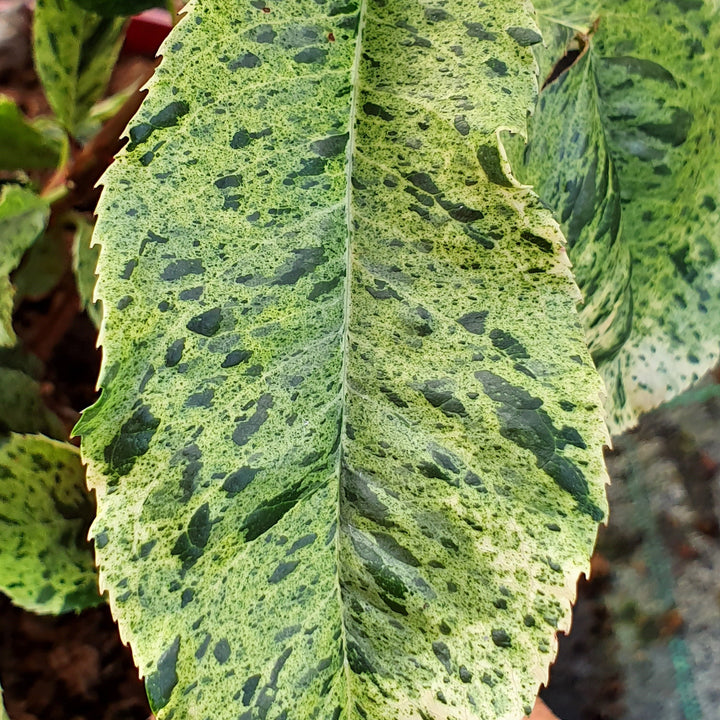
(0, 433, 100, 614)
(77, 0, 609, 718)
(0, 186, 49, 347)
(33, 0, 126, 136)
(515, 0, 720, 433)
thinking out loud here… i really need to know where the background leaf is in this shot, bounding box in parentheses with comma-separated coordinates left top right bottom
(13, 225, 71, 302)
(0, 186, 49, 347)
(0, 95, 66, 170)
(72, 215, 102, 327)
(0, 433, 100, 614)
(514, 0, 720, 433)
(78, 0, 609, 718)
(33, 0, 126, 137)
(0, 366, 67, 439)
(71, 0, 163, 19)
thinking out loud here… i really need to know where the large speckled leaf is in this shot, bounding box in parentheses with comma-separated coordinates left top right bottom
(0, 433, 100, 613)
(0, 186, 49, 347)
(513, 0, 720, 434)
(77, 0, 609, 718)
(0, 95, 66, 170)
(33, 0, 125, 136)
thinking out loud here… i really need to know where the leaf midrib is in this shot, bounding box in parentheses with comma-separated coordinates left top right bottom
(336, 0, 368, 710)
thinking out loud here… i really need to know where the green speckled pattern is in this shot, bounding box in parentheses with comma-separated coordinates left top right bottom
(0, 433, 100, 614)
(518, 0, 720, 434)
(33, 0, 125, 136)
(77, 0, 609, 717)
(0, 186, 48, 347)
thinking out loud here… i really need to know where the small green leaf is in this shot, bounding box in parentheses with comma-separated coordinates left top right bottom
(13, 226, 70, 302)
(0, 186, 49, 347)
(74, 80, 142, 144)
(0, 433, 100, 614)
(79, 0, 609, 716)
(517, 0, 720, 433)
(71, 0, 162, 19)
(72, 215, 102, 327)
(33, 0, 126, 136)
(0, 95, 66, 170)
(0, 367, 67, 439)
(0, 344, 44, 380)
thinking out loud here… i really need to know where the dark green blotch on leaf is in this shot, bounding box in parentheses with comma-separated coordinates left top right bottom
(491, 629, 512, 647)
(213, 638, 231, 664)
(242, 481, 307, 541)
(228, 53, 262, 70)
(215, 175, 242, 189)
(151, 102, 189, 129)
(520, 230, 552, 253)
(363, 102, 394, 121)
(222, 466, 260, 495)
(188, 503, 211, 548)
(104, 404, 160, 475)
(146, 636, 180, 712)
(505, 26, 542, 47)
(484, 57, 508, 76)
(268, 560, 299, 583)
(476, 371, 603, 519)
(464, 22, 496, 41)
(639, 108, 693, 147)
(490, 329, 528, 359)
(477, 144, 512, 187)
(242, 675, 261, 705)
(127, 102, 189, 151)
(457, 311, 488, 335)
(272, 247, 326, 285)
(294, 47, 327, 64)
(432, 641, 452, 671)
(231, 129, 251, 149)
(233, 393, 273, 446)
(36, 584, 56, 604)
(328, 1, 356, 15)
(310, 133, 349, 158)
(602, 57, 677, 86)
(161, 259, 204, 281)
(222, 349, 252, 368)
(186, 307, 222, 337)
(407, 172, 440, 194)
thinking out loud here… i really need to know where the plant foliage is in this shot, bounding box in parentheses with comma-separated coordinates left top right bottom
(0, 433, 100, 614)
(0, 95, 65, 171)
(0, 0, 717, 716)
(33, 0, 126, 136)
(0, 186, 49, 347)
(76, 0, 609, 717)
(513, 0, 720, 433)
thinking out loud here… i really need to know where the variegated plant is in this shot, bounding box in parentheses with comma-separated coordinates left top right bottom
(0, 0, 718, 717)
(74, 0, 613, 718)
(514, 0, 720, 434)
